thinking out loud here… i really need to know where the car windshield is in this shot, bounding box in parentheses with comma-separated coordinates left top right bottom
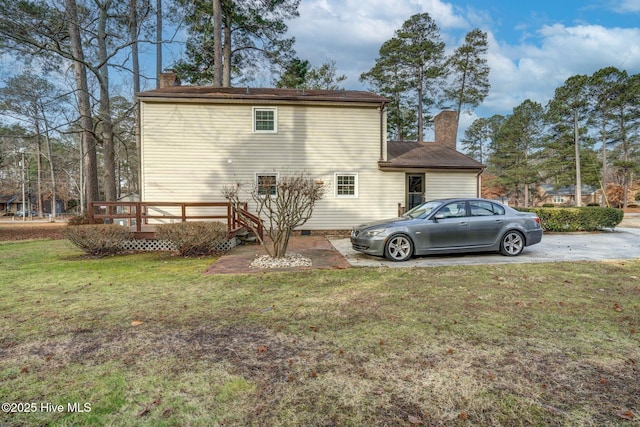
(402, 201, 442, 219)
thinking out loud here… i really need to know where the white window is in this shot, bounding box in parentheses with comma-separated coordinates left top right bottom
(253, 107, 277, 133)
(256, 173, 278, 197)
(335, 173, 358, 198)
(552, 195, 564, 204)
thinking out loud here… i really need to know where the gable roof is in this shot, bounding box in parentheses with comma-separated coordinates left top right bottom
(0, 194, 17, 204)
(379, 141, 485, 171)
(138, 87, 388, 105)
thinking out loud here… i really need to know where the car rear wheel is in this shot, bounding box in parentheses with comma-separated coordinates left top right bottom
(500, 231, 524, 256)
(385, 234, 413, 262)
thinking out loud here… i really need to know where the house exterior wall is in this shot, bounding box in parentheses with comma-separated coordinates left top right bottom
(140, 100, 402, 229)
(424, 171, 479, 200)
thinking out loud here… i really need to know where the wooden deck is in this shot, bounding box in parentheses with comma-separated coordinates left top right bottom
(88, 201, 263, 240)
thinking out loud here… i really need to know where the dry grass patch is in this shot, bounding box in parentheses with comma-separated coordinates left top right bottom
(1, 239, 639, 426)
(0, 221, 66, 241)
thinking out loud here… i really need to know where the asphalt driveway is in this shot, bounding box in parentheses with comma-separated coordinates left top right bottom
(329, 227, 640, 268)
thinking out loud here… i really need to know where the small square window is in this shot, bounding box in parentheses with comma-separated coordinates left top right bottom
(256, 173, 277, 197)
(253, 108, 277, 133)
(335, 173, 358, 198)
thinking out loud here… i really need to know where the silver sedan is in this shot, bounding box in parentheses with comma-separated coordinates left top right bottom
(350, 198, 543, 262)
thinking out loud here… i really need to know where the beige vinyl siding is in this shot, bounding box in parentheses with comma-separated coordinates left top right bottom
(424, 171, 479, 200)
(140, 101, 402, 229)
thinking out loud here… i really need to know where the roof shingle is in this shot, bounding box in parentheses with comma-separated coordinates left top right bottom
(380, 141, 484, 170)
(138, 87, 388, 104)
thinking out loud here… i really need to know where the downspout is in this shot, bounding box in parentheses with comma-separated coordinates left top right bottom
(476, 168, 485, 197)
(379, 102, 386, 161)
(137, 98, 142, 200)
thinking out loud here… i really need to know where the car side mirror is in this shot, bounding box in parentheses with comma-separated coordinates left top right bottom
(434, 213, 445, 221)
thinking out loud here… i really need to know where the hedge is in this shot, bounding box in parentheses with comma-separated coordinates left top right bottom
(64, 224, 133, 255)
(516, 207, 623, 232)
(155, 221, 229, 256)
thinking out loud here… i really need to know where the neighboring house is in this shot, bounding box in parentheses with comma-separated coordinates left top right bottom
(1, 193, 66, 216)
(537, 184, 599, 206)
(0, 194, 18, 215)
(137, 78, 484, 231)
(0, 193, 40, 215)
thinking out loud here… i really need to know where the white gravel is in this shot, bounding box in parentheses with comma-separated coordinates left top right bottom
(250, 253, 312, 269)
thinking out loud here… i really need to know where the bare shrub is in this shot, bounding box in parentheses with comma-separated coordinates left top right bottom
(64, 224, 132, 255)
(155, 221, 228, 256)
(223, 171, 326, 258)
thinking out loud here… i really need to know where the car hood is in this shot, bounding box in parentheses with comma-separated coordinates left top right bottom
(355, 216, 415, 230)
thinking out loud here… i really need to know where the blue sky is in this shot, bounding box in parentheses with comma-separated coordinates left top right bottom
(279, 0, 640, 133)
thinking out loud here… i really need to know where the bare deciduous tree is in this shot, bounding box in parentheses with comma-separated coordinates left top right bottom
(222, 171, 326, 258)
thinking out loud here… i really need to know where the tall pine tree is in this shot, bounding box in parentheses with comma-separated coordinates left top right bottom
(361, 13, 447, 142)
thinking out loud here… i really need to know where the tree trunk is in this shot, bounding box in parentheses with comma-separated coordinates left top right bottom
(574, 109, 582, 207)
(36, 129, 43, 217)
(223, 15, 232, 87)
(43, 109, 57, 218)
(601, 120, 608, 206)
(454, 54, 468, 141)
(97, 0, 117, 201)
(66, 0, 99, 207)
(33, 107, 44, 217)
(416, 68, 424, 141)
(156, 0, 162, 88)
(130, 0, 141, 195)
(212, 0, 223, 87)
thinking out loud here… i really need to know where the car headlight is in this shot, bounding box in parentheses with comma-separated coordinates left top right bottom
(364, 228, 385, 237)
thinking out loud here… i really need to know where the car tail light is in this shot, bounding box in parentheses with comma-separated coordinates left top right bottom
(534, 217, 541, 225)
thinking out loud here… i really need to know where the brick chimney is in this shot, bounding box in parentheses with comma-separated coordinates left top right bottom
(158, 70, 181, 88)
(434, 110, 458, 150)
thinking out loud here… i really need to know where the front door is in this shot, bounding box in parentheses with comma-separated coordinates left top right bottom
(406, 174, 424, 210)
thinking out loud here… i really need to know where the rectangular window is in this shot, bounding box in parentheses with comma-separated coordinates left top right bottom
(335, 173, 358, 198)
(470, 200, 504, 216)
(253, 107, 277, 133)
(256, 173, 278, 197)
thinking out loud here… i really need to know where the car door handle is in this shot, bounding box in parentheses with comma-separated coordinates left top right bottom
(459, 222, 468, 226)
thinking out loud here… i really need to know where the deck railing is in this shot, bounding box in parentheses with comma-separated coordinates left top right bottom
(231, 204, 264, 241)
(87, 201, 263, 240)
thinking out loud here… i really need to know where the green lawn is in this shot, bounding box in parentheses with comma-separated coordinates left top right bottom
(1, 239, 638, 426)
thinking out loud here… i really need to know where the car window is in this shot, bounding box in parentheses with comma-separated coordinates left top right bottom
(438, 202, 467, 218)
(404, 201, 442, 219)
(470, 201, 505, 216)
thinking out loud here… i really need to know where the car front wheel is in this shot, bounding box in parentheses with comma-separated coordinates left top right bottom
(385, 234, 413, 262)
(500, 231, 524, 256)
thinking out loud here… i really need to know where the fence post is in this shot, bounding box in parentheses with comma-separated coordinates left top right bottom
(136, 202, 142, 232)
(88, 202, 94, 224)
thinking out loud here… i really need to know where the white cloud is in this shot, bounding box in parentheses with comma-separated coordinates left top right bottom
(477, 24, 640, 117)
(287, 0, 469, 87)
(285, 1, 640, 127)
(613, 0, 640, 13)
